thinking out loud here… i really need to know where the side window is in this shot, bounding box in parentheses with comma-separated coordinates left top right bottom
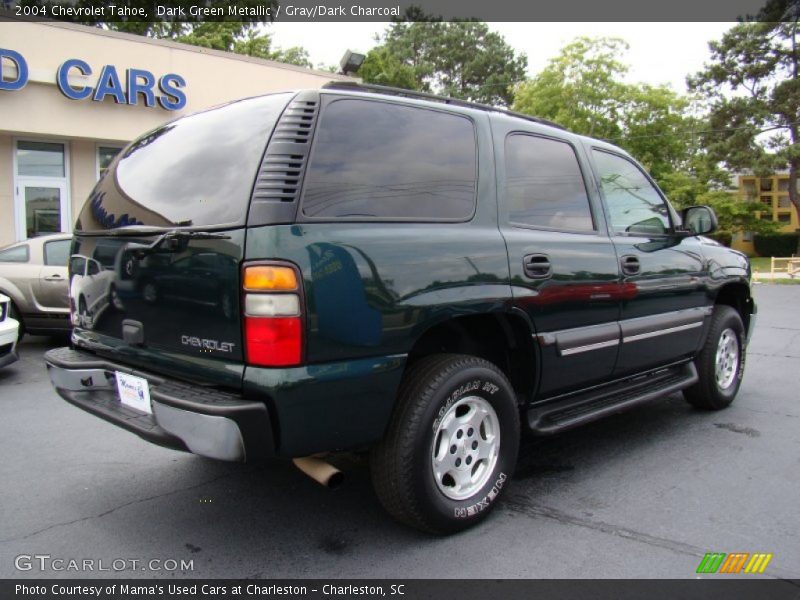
(44, 240, 70, 266)
(87, 260, 101, 276)
(0, 245, 30, 263)
(505, 134, 595, 231)
(69, 256, 86, 276)
(592, 150, 671, 235)
(302, 99, 477, 220)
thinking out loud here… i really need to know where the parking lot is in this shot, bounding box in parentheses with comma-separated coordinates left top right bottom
(0, 284, 798, 580)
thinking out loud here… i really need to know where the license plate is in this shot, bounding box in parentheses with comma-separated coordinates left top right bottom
(115, 371, 152, 415)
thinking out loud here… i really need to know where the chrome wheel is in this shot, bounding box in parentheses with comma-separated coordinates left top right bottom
(431, 395, 500, 500)
(715, 327, 739, 390)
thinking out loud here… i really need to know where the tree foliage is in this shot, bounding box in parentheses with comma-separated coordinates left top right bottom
(362, 9, 527, 106)
(688, 13, 800, 218)
(512, 37, 693, 183)
(80, 1, 311, 68)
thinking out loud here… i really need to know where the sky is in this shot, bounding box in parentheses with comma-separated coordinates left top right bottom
(269, 22, 734, 93)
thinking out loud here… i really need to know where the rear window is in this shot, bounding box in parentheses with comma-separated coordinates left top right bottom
(75, 93, 291, 232)
(0, 245, 29, 263)
(301, 99, 477, 220)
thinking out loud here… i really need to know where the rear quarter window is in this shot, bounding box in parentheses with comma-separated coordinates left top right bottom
(0, 245, 29, 263)
(75, 93, 292, 232)
(301, 99, 477, 221)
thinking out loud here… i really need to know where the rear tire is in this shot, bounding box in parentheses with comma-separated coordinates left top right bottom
(371, 354, 520, 534)
(684, 305, 745, 410)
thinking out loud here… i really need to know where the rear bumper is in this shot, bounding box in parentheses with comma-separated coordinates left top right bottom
(44, 347, 273, 461)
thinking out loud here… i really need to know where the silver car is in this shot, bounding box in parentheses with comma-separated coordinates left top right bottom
(0, 233, 71, 338)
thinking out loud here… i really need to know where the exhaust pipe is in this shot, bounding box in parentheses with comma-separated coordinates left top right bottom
(292, 456, 344, 488)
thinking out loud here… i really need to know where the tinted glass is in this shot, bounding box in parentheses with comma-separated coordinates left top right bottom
(0, 245, 29, 263)
(78, 94, 291, 231)
(97, 146, 122, 180)
(69, 256, 86, 276)
(302, 99, 476, 220)
(592, 150, 671, 235)
(44, 239, 70, 266)
(505, 135, 594, 231)
(17, 141, 65, 177)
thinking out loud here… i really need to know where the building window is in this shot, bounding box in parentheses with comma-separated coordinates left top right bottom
(760, 195, 773, 207)
(14, 140, 70, 240)
(778, 195, 791, 208)
(777, 213, 791, 223)
(96, 145, 123, 180)
(742, 179, 756, 198)
(778, 179, 789, 192)
(760, 178, 773, 192)
(17, 141, 65, 177)
(742, 231, 754, 242)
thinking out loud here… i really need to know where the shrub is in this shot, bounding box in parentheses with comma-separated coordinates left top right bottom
(753, 233, 800, 257)
(709, 231, 733, 247)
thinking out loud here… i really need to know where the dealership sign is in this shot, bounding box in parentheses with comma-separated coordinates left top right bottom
(0, 48, 186, 111)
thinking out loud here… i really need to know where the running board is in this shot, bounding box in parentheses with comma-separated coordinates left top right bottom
(527, 362, 698, 435)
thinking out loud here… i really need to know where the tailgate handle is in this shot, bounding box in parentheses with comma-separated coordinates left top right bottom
(523, 254, 552, 279)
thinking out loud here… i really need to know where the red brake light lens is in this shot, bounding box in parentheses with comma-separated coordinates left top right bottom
(244, 316, 302, 367)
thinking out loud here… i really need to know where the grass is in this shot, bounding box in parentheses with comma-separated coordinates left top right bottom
(749, 257, 770, 272)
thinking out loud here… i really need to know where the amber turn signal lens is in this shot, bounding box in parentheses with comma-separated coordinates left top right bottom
(243, 266, 298, 291)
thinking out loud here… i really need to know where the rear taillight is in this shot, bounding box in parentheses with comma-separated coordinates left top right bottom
(242, 263, 303, 367)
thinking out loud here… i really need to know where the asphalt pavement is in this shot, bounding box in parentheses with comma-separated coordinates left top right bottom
(0, 284, 798, 579)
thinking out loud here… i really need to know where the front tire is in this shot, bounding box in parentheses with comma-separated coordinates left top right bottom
(371, 354, 520, 534)
(684, 305, 745, 410)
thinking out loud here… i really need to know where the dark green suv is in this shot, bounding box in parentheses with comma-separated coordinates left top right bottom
(45, 83, 756, 533)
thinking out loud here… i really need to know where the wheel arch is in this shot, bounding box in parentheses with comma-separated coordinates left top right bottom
(405, 311, 539, 405)
(713, 281, 753, 333)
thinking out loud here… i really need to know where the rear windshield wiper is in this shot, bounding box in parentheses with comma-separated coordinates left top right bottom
(128, 230, 231, 257)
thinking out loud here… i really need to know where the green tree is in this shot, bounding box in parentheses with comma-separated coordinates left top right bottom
(359, 47, 418, 90)
(688, 15, 800, 225)
(71, 1, 312, 68)
(513, 37, 629, 140)
(364, 10, 527, 105)
(513, 37, 693, 181)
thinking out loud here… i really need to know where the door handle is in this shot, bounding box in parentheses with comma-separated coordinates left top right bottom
(621, 255, 641, 276)
(44, 275, 63, 281)
(523, 254, 552, 279)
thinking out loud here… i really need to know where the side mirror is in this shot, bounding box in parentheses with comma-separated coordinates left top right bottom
(681, 205, 718, 236)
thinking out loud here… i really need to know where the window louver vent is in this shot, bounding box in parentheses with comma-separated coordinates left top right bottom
(251, 97, 319, 206)
(272, 100, 318, 144)
(252, 154, 306, 202)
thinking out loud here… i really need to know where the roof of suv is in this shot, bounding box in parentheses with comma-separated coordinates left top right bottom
(319, 81, 626, 157)
(321, 81, 566, 131)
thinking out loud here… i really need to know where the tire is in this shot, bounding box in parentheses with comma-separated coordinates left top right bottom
(684, 305, 745, 410)
(142, 281, 158, 304)
(109, 285, 124, 311)
(370, 354, 520, 534)
(78, 296, 88, 327)
(220, 291, 234, 321)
